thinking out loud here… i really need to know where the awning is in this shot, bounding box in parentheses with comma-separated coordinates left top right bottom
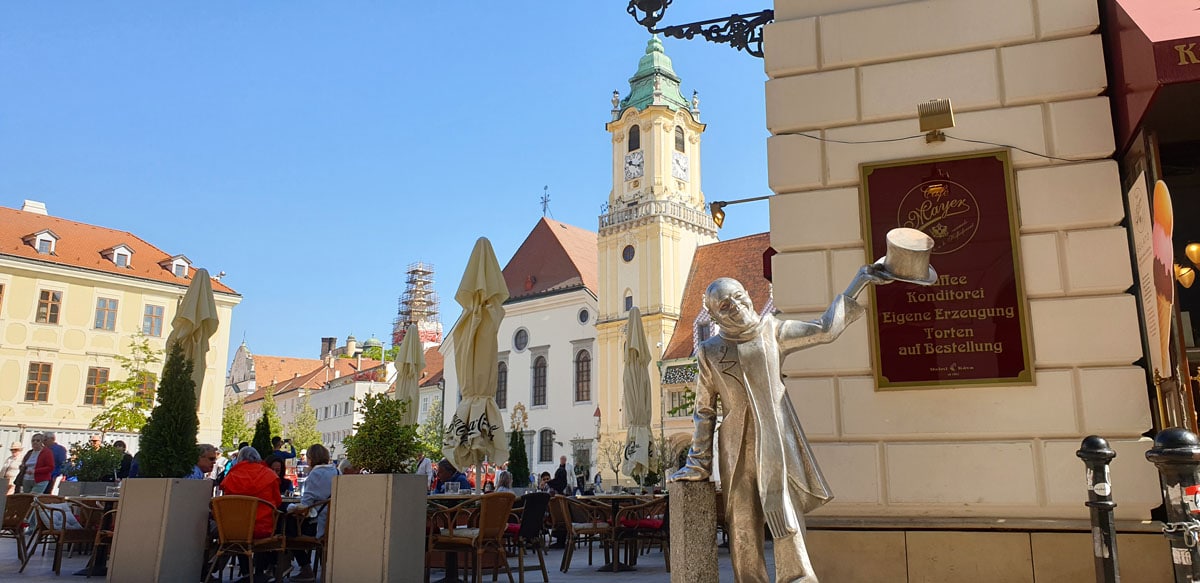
(1107, 0, 1200, 151)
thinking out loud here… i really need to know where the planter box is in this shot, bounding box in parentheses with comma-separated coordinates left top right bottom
(57, 481, 112, 497)
(325, 473, 425, 582)
(107, 478, 213, 583)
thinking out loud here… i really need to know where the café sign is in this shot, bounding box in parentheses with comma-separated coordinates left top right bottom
(860, 149, 1033, 389)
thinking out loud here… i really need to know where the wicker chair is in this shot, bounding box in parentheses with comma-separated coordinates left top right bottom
(615, 495, 669, 571)
(21, 496, 101, 575)
(548, 496, 612, 573)
(426, 492, 517, 583)
(281, 499, 330, 581)
(84, 508, 118, 579)
(1, 493, 37, 565)
(204, 495, 286, 582)
(504, 492, 550, 583)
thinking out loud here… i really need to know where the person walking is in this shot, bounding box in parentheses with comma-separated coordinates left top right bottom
(2, 442, 23, 495)
(20, 434, 46, 493)
(43, 432, 67, 493)
(415, 452, 434, 490)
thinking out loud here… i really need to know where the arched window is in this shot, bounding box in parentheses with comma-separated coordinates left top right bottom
(574, 350, 591, 402)
(532, 356, 547, 406)
(496, 361, 508, 409)
(675, 126, 685, 152)
(539, 429, 554, 463)
(628, 125, 640, 152)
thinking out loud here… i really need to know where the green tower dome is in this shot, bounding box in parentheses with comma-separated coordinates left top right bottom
(615, 36, 693, 118)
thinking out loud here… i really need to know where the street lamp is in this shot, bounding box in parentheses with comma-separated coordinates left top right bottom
(625, 0, 774, 58)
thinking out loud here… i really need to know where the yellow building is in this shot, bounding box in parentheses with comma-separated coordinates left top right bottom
(596, 38, 718, 460)
(0, 200, 241, 448)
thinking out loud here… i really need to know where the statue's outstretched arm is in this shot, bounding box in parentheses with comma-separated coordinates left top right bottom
(778, 264, 890, 355)
(671, 351, 719, 482)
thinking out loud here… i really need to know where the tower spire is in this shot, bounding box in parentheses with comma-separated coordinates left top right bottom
(613, 36, 692, 119)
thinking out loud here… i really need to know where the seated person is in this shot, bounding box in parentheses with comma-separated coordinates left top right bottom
(286, 444, 337, 583)
(482, 481, 496, 494)
(537, 471, 552, 493)
(220, 447, 282, 580)
(264, 455, 294, 497)
(434, 459, 471, 494)
(336, 459, 360, 475)
(494, 470, 513, 493)
(187, 444, 219, 480)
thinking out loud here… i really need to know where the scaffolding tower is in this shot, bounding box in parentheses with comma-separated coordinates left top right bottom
(393, 261, 443, 348)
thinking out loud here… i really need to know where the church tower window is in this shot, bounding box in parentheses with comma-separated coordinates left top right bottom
(628, 125, 640, 152)
(675, 126, 685, 152)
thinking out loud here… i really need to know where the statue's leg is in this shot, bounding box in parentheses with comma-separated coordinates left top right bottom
(725, 441, 769, 583)
(772, 497, 817, 583)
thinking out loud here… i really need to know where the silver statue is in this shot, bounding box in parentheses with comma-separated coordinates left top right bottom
(670, 265, 892, 583)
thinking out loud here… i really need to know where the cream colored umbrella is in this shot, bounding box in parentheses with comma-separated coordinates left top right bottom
(395, 324, 425, 426)
(621, 306, 657, 480)
(442, 238, 510, 474)
(165, 268, 220, 409)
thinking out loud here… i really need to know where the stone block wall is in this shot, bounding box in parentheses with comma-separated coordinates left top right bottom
(764, 0, 1159, 520)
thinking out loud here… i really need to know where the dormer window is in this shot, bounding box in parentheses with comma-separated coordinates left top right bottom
(160, 255, 191, 278)
(101, 244, 134, 269)
(22, 229, 59, 255)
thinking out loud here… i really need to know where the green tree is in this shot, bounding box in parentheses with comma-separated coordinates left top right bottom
(138, 342, 199, 478)
(284, 394, 322, 451)
(507, 430, 531, 487)
(359, 345, 400, 362)
(65, 442, 124, 482)
(251, 415, 272, 459)
(343, 393, 422, 474)
(600, 439, 626, 486)
(261, 388, 283, 441)
(89, 334, 162, 436)
(221, 398, 252, 451)
(418, 397, 444, 457)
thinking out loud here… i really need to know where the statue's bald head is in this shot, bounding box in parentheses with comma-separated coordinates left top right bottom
(704, 278, 758, 333)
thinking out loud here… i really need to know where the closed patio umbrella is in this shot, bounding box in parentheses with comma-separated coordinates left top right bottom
(442, 238, 510, 473)
(621, 306, 656, 480)
(165, 268, 219, 409)
(395, 323, 425, 426)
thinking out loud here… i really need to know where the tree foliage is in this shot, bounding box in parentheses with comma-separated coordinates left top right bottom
(251, 416, 272, 460)
(284, 394, 322, 451)
(507, 430, 531, 487)
(261, 388, 283, 441)
(64, 441, 124, 482)
(358, 345, 401, 362)
(89, 334, 161, 436)
(138, 342, 199, 479)
(221, 398, 252, 451)
(343, 393, 422, 474)
(418, 397, 444, 458)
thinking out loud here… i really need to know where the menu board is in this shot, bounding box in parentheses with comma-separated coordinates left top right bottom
(860, 149, 1033, 389)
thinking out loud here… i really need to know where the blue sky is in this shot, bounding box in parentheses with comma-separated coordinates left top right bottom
(1, 2, 772, 363)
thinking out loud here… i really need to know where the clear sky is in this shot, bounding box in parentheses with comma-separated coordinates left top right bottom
(0, 2, 772, 363)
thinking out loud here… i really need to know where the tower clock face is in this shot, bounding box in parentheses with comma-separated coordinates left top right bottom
(624, 151, 644, 181)
(672, 151, 689, 181)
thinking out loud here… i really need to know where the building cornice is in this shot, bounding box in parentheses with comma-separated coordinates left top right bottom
(0, 254, 242, 305)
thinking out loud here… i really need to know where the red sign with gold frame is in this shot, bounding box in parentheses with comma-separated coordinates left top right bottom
(860, 149, 1033, 389)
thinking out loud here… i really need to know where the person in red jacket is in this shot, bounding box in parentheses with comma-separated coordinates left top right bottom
(32, 434, 56, 493)
(221, 446, 282, 538)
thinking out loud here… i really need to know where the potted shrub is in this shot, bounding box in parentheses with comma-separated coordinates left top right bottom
(108, 342, 212, 583)
(58, 441, 124, 496)
(325, 393, 426, 581)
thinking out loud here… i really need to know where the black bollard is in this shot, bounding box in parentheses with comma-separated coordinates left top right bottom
(1078, 436, 1120, 582)
(1145, 427, 1200, 583)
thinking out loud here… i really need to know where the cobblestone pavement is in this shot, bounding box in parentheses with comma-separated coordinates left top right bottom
(1, 538, 768, 582)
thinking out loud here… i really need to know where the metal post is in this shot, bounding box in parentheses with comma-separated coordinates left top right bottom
(1077, 436, 1120, 582)
(1146, 427, 1200, 582)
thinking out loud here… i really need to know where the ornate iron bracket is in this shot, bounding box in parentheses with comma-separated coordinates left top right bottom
(625, 1, 773, 58)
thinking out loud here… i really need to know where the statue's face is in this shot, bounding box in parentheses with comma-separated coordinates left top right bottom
(705, 279, 758, 332)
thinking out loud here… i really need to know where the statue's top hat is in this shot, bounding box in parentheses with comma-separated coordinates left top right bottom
(880, 228, 937, 285)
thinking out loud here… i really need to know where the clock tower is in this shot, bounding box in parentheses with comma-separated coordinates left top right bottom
(596, 36, 717, 455)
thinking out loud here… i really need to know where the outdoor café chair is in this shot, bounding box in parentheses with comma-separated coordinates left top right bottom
(1, 493, 37, 565)
(205, 495, 287, 583)
(426, 491, 517, 583)
(505, 492, 550, 583)
(615, 495, 669, 571)
(548, 496, 612, 573)
(21, 496, 101, 575)
(281, 499, 330, 581)
(84, 508, 118, 579)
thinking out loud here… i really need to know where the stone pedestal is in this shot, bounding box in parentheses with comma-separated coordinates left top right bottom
(669, 480, 719, 583)
(107, 478, 213, 583)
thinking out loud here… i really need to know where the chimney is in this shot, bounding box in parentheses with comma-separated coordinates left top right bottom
(21, 200, 48, 215)
(320, 337, 336, 359)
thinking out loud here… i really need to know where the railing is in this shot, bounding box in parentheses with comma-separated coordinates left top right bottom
(598, 199, 717, 232)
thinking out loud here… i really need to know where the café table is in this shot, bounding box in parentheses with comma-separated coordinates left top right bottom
(65, 495, 121, 577)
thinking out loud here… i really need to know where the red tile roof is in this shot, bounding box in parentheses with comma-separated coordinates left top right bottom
(244, 357, 383, 403)
(419, 346, 445, 388)
(0, 205, 238, 295)
(662, 233, 773, 361)
(502, 218, 597, 302)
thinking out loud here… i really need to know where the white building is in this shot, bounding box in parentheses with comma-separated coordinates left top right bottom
(310, 361, 392, 459)
(441, 217, 599, 480)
